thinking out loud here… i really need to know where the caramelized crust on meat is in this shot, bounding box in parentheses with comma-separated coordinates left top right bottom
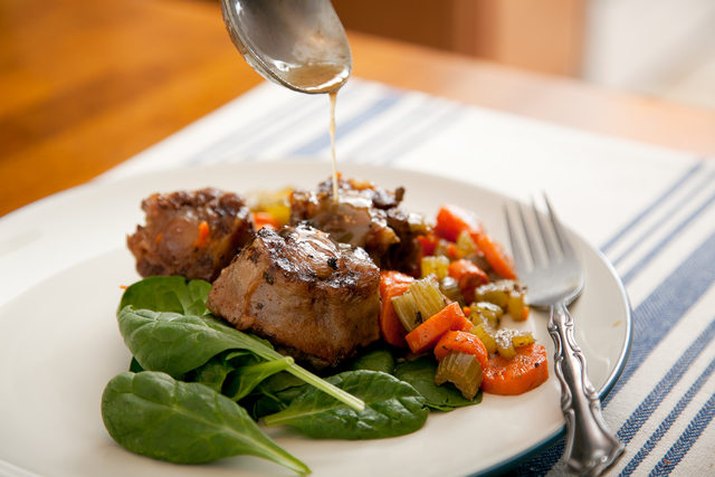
(207, 224, 380, 368)
(127, 188, 254, 282)
(290, 176, 429, 275)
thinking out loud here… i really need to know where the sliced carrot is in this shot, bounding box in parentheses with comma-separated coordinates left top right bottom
(434, 205, 483, 242)
(379, 271, 414, 347)
(434, 330, 488, 369)
(405, 302, 473, 354)
(253, 211, 280, 230)
(474, 232, 517, 280)
(194, 221, 210, 248)
(481, 344, 548, 395)
(448, 259, 489, 303)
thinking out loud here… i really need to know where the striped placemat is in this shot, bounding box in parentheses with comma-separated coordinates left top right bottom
(104, 79, 715, 477)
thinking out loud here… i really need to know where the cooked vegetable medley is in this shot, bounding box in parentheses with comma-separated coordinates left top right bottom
(105, 177, 548, 475)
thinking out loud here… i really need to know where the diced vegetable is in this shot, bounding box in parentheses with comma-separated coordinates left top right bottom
(439, 277, 463, 304)
(421, 256, 450, 280)
(194, 221, 210, 248)
(405, 302, 473, 354)
(378, 271, 414, 347)
(392, 276, 448, 332)
(482, 344, 548, 395)
(511, 332, 535, 348)
(250, 188, 292, 226)
(252, 211, 280, 230)
(474, 281, 528, 321)
(434, 205, 482, 242)
(494, 328, 533, 359)
(474, 232, 516, 280)
(434, 351, 483, 400)
(507, 291, 528, 321)
(417, 234, 438, 257)
(470, 323, 497, 354)
(448, 259, 488, 303)
(455, 230, 478, 258)
(433, 331, 488, 369)
(469, 301, 503, 328)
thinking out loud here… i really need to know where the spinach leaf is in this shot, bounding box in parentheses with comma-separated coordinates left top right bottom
(119, 276, 211, 316)
(117, 307, 274, 377)
(185, 354, 235, 393)
(117, 306, 364, 411)
(350, 349, 395, 374)
(101, 371, 309, 475)
(248, 372, 309, 419)
(263, 370, 428, 439)
(394, 357, 482, 411)
(224, 357, 294, 401)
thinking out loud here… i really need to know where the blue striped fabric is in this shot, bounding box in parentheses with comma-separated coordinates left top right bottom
(621, 356, 714, 475)
(102, 79, 715, 476)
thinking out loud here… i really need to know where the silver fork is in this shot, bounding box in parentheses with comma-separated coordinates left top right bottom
(505, 195, 624, 476)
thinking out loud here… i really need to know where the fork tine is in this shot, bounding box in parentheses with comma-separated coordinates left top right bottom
(504, 204, 529, 271)
(543, 193, 575, 256)
(532, 197, 557, 260)
(517, 203, 541, 266)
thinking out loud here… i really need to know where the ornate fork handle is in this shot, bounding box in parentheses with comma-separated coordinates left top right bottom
(548, 301, 624, 476)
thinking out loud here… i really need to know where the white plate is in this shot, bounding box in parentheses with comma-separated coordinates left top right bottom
(0, 161, 631, 477)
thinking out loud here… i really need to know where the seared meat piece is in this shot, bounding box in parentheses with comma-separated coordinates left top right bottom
(207, 224, 380, 368)
(127, 188, 254, 282)
(290, 176, 429, 275)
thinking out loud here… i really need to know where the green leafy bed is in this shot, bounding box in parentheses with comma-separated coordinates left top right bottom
(102, 276, 481, 475)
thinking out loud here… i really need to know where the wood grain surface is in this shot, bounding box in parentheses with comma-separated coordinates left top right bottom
(1, 0, 713, 216)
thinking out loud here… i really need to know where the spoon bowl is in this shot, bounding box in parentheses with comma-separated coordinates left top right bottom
(221, 0, 351, 93)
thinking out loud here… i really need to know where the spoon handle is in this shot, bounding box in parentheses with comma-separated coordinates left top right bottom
(548, 301, 624, 476)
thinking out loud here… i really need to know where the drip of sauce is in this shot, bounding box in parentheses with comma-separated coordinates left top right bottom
(329, 90, 339, 203)
(283, 62, 347, 203)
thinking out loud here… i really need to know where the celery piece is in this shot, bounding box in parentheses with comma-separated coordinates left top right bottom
(456, 230, 478, 257)
(421, 256, 450, 280)
(511, 332, 535, 348)
(434, 351, 483, 400)
(495, 329, 517, 359)
(471, 323, 497, 355)
(392, 293, 421, 331)
(391, 276, 448, 331)
(440, 277, 463, 304)
(410, 276, 448, 319)
(470, 301, 503, 328)
(507, 291, 527, 321)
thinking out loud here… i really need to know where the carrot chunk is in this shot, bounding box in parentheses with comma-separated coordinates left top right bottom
(448, 259, 489, 303)
(434, 205, 482, 242)
(417, 233, 438, 257)
(252, 211, 280, 230)
(474, 232, 517, 280)
(405, 302, 473, 354)
(194, 221, 210, 248)
(379, 271, 414, 347)
(434, 330, 488, 369)
(481, 344, 548, 395)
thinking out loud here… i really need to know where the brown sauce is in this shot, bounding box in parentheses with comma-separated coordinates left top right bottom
(284, 62, 347, 203)
(329, 90, 339, 202)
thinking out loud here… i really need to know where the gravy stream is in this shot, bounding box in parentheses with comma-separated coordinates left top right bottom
(284, 62, 345, 202)
(329, 91, 339, 202)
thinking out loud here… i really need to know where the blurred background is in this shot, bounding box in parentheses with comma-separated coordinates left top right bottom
(333, 0, 715, 109)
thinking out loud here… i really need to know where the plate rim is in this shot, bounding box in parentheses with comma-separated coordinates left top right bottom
(0, 160, 633, 476)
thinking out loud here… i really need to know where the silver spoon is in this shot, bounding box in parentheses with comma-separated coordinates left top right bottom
(220, 0, 352, 94)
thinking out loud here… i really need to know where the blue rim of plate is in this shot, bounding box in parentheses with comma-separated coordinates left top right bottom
(469, 248, 633, 477)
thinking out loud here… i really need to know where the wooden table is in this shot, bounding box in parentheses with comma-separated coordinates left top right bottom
(2, 0, 714, 217)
